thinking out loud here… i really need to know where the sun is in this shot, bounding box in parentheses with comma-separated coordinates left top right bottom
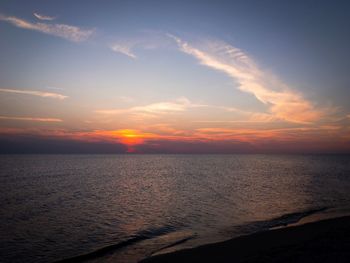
(92, 129, 167, 153)
(118, 129, 145, 147)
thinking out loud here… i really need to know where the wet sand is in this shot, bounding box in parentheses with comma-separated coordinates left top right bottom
(142, 216, 350, 263)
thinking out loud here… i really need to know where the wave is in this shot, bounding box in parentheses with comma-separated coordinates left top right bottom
(236, 206, 329, 234)
(151, 235, 195, 255)
(55, 225, 180, 263)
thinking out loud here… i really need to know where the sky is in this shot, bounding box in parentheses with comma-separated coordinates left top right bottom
(0, 0, 350, 153)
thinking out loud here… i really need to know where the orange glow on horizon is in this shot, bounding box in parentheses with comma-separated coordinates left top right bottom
(0, 125, 349, 153)
(113, 129, 145, 145)
(94, 129, 157, 152)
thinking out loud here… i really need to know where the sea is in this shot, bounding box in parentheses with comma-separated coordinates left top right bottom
(1, 154, 349, 262)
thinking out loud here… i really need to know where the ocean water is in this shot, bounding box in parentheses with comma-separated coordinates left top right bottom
(0, 154, 349, 263)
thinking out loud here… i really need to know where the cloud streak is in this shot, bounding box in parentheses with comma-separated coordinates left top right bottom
(169, 34, 323, 124)
(33, 12, 56, 21)
(0, 14, 94, 42)
(0, 88, 68, 100)
(110, 44, 137, 59)
(0, 116, 62, 122)
(109, 32, 174, 59)
(94, 96, 282, 125)
(96, 97, 206, 116)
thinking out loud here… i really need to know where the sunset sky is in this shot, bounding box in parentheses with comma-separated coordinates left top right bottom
(1, 0, 350, 153)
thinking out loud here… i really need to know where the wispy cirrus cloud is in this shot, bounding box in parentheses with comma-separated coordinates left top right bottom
(169, 34, 325, 124)
(33, 12, 56, 21)
(94, 96, 280, 124)
(110, 44, 137, 59)
(0, 14, 94, 42)
(0, 88, 68, 100)
(109, 31, 175, 59)
(96, 97, 206, 116)
(0, 116, 62, 122)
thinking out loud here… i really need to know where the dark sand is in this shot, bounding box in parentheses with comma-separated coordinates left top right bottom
(142, 216, 350, 263)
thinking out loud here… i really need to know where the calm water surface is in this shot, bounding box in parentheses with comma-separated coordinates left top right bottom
(0, 154, 349, 262)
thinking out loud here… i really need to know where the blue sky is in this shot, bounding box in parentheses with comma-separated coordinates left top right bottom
(0, 0, 350, 153)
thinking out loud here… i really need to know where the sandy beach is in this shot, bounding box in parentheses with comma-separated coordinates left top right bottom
(142, 216, 350, 263)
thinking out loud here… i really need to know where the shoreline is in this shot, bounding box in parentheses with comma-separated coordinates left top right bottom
(142, 215, 350, 263)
